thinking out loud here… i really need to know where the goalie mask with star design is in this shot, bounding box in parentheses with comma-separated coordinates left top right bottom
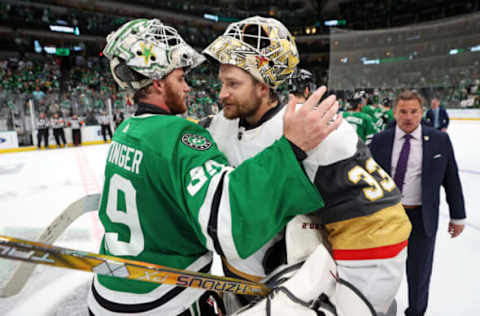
(103, 18, 205, 90)
(203, 16, 299, 89)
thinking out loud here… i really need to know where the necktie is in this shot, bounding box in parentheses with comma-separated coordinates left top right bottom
(394, 134, 412, 192)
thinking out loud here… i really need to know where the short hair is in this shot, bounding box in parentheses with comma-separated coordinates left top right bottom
(133, 84, 153, 104)
(288, 68, 316, 97)
(394, 90, 425, 109)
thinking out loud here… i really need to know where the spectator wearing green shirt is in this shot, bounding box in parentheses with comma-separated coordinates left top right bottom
(112, 93, 124, 110)
(60, 93, 72, 116)
(92, 89, 105, 109)
(32, 85, 46, 105)
(80, 88, 92, 112)
(342, 97, 378, 144)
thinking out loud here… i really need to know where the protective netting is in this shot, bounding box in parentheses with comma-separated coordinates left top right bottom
(328, 12, 480, 106)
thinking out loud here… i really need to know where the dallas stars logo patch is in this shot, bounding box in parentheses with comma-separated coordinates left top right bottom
(181, 134, 212, 151)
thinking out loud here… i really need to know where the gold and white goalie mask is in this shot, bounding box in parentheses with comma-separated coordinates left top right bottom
(203, 16, 299, 89)
(103, 18, 205, 90)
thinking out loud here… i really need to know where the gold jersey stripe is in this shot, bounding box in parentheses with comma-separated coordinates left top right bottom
(326, 202, 412, 250)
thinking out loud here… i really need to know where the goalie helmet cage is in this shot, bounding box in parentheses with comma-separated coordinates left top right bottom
(328, 11, 480, 106)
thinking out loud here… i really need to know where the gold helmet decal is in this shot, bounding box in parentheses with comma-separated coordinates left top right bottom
(203, 16, 299, 89)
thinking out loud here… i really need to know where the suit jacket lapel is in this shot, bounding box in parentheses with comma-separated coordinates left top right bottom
(421, 125, 432, 182)
(385, 128, 395, 174)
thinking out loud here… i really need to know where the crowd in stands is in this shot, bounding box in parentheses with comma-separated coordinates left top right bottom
(0, 55, 223, 143)
(330, 74, 480, 113)
(0, 55, 113, 130)
(0, 49, 478, 146)
(337, 86, 477, 150)
(185, 64, 222, 118)
(329, 64, 480, 109)
(0, 2, 218, 48)
(0, 2, 128, 36)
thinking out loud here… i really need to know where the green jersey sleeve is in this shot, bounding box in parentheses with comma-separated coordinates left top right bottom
(100, 114, 324, 279)
(363, 114, 378, 144)
(97, 114, 320, 295)
(343, 111, 378, 143)
(175, 120, 324, 259)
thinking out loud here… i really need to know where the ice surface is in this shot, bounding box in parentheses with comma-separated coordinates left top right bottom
(1, 120, 479, 315)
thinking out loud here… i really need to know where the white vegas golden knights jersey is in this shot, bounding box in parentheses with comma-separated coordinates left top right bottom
(204, 103, 411, 306)
(205, 104, 361, 279)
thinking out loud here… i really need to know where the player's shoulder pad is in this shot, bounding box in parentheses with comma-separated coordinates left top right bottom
(198, 115, 214, 128)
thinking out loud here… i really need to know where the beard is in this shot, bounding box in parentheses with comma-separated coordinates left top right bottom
(222, 93, 262, 120)
(164, 83, 187, 115)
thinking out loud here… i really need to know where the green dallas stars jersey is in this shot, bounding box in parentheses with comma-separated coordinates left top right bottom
(342, 111, 378, 144)
(88, 111, 324, 315)
(361, 105, 384, 131)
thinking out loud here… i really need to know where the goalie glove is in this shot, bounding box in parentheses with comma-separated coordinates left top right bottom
(232, 244, 376, 316)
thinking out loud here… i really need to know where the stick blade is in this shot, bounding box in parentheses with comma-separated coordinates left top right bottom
(0, 194, 100, 297)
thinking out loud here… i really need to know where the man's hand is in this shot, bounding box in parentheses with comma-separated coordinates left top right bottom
(448, 222, 464, 238)
(283, 86, 342, 152)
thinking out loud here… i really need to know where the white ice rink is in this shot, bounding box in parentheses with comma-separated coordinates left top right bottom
(1, 120, 479, 315)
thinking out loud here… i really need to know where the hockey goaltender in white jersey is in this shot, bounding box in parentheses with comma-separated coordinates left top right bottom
(202, 102, 411, 316)
(200, 15, 410, 316)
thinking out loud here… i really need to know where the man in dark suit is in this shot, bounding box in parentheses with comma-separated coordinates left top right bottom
(369, 90, 466, 316)
(424, 97, 449, 132)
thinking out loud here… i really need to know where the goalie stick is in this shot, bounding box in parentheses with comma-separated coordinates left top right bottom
(0, 193, 101, 297)
(0, 235, 271, 297)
